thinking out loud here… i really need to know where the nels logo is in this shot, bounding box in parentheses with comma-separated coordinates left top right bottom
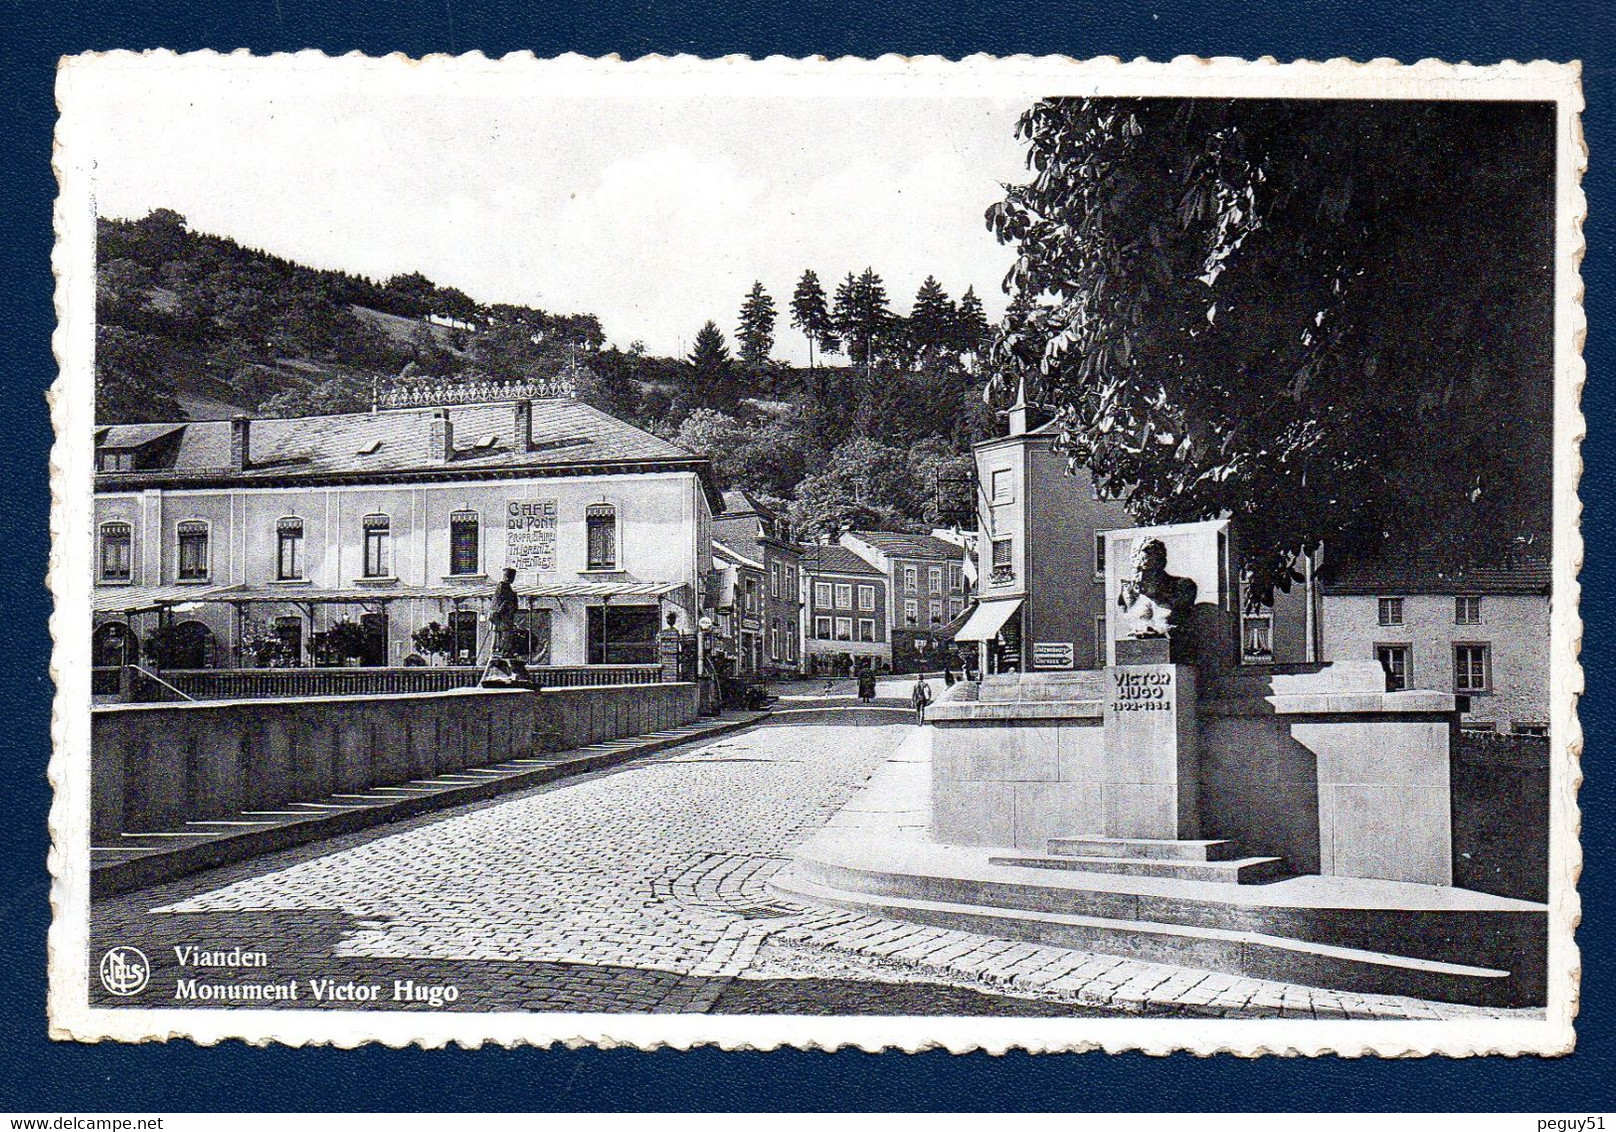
(98, 946, 150, 996)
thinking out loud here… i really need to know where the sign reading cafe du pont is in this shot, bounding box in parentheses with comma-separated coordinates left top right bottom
(1110, 667, 1176, 714)
(506, 499, 558, 572)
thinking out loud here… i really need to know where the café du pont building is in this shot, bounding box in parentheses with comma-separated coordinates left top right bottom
(91, 381, 720, 675)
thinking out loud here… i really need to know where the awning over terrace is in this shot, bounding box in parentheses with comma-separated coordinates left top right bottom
(951, 597, 1023, 642)
(92, 583, 238, 615)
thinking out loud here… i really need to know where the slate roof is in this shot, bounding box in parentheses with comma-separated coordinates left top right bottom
(1321, 554, 1552, 597)
(721, 488, 766, 517)
(847, 530, 968, 562)
(800, 544, 884, 578)
(94, 423, 186, 450)
(95, 399, 700, 484)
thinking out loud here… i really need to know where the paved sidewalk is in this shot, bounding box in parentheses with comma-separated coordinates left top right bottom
(737, 908, 1540, 1021)
(92, 710, 767, 897)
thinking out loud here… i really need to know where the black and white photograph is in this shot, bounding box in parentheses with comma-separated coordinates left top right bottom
(48, 54, 1582, 1054)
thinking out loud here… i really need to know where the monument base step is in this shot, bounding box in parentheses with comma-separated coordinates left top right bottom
(991, 852, 1287, 885)
(1047, 836, 1242, 862)
(771, 871, 1513, 1006)
(773, 840, 1547, 1006)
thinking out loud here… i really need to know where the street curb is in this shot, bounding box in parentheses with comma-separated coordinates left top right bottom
(91, 711, 768, 899)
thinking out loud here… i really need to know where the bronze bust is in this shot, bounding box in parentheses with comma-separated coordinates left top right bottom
(1116, 537, 1198, 640)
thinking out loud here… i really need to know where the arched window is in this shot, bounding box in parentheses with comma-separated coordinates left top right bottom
(449, 509, 480, 576)
(585, 503, 617, 570)
(362, 514, 391, 578)
(276, 517, 305, 580)
(99, 521, 132, 582)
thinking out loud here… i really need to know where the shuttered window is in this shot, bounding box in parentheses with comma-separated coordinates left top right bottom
(177, 521, 209, 580)
(100, 522, 132, 582)
(586, 504, 617, 570)
(449, 510, 479, 575)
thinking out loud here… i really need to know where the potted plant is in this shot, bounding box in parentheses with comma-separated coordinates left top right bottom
(411, 621, 455, 666)
(312, 619, 369, 667)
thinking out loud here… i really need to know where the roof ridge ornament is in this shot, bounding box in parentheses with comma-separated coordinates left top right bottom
(374, 373, 577, 410)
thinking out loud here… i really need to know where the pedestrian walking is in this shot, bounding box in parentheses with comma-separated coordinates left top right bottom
(857, 666, 876, 704)
(910, 673, 933, 723)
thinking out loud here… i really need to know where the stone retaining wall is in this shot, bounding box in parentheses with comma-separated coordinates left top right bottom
(930, 666, 1463, 886)
(92, 682, 700, 840)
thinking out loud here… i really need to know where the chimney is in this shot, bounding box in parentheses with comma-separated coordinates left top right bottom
(430, 409, 454, 463)
(1005, 373, 1030, 437)
(230, 414, 251, 470)
(514, 399, 533, 454)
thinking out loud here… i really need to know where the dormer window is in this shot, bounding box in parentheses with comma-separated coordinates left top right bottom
(97, 450, 136, 472)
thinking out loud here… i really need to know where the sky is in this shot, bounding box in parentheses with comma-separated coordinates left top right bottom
(80, 81, 1033, 364)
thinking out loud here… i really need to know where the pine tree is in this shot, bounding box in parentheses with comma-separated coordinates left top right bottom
(907, 276, 957, 365)
(687, 320, 733, 407)
(953, 285, 990, 358)
(832, 267, 893, 373)
(790, 269, 838, 370)
(735, 281, 777, 369)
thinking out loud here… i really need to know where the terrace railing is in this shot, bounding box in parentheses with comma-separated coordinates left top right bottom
(145, 663, 665, 701)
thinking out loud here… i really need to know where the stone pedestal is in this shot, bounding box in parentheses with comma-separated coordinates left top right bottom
(1114, 637, 1171, 666)
(1102, 663, 1199, 839)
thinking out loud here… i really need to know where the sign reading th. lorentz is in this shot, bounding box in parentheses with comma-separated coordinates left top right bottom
(1110, 667, 1175, 713)
(506, 500, 558, 572)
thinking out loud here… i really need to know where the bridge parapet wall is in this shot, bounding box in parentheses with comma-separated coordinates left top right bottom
(91, 682, 699, 839)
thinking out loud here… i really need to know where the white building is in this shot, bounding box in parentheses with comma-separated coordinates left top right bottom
(1319, 555, 1551, 735)
(92, 395, 719, 671)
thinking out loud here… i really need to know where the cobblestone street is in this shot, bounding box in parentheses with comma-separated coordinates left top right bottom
(95, 705, 1092, 1014)
(92, 705, 1533, 1019)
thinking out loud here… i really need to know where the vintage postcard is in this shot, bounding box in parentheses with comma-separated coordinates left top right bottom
(48, 52, 1584, 1054)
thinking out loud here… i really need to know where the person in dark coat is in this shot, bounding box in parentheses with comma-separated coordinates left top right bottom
(490, 567, 519, 657)
(857, 665, 877, 704)
(910, 674, 933, 722)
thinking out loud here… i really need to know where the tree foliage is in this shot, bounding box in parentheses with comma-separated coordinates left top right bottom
(832, 268, 896, 372)
(790, 269, 839, 370)
(986, 98, 1555, 598)
(736, 281, 777, 368)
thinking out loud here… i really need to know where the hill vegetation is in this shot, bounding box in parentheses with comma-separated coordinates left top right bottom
(95, 209, 1001, 535)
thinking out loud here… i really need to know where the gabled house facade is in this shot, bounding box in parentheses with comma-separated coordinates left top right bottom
(839, 530, 972, 634)
(714, 488, 805, 676)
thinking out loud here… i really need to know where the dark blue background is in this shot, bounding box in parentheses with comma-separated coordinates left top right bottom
(3, 0, 1610, 1112)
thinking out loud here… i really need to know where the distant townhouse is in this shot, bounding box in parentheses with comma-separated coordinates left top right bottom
(710, 538, 766, 675)
(959, 389, 1317, 674)
(799, 544, 889, 671)
(1319, 554, 1551, 735)
(840, 530, 972, 632)
(91, 392, 719, 672)
(714, 489, 805, 676)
